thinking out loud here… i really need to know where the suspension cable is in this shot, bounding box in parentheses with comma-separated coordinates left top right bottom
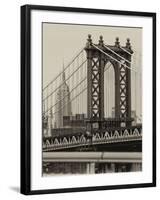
(43, 59, 87, 102)
(119, 46, 132, 55)
(51, 86, 87, 116)
(92, 44, 137, 73)
(44, 77, 87, 114)
(104, 44, 132, 65)
(44, 62, 112, 115)
(43, 48, 84, 91)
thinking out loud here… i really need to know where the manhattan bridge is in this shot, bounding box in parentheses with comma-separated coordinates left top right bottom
(42, 35, 142, 174)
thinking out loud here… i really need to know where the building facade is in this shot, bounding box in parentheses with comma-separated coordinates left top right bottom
(55, 70, 72, 128)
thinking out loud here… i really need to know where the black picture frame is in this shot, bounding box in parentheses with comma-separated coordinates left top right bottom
(21, 4, 156, 195)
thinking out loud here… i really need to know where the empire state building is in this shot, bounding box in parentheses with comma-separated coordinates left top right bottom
(55, 70, 72, 128)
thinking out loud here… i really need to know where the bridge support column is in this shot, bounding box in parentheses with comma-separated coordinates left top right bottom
(104, 163, 115, 173)
(104, 164, 110, 173)
(47, 109, 52, 137)
(86, 162, 95, 174)
(131, 163, 142, 171)
(110, 163, 116, 172)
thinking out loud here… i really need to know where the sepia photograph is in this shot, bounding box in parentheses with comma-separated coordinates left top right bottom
(42, 23, 142, 176)
(21, 5, 156, 194)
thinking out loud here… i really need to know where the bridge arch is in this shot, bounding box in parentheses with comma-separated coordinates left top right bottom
(104, 61, 115, 118)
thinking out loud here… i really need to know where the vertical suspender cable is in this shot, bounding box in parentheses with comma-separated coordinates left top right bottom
(107, 65, 109, 118)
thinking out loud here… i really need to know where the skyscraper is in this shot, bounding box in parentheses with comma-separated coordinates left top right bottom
(55, 69, 72, 128)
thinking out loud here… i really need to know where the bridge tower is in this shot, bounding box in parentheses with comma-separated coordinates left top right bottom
(85, 35, 133, 130)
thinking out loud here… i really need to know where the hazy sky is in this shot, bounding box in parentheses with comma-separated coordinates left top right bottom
(43, 23, 142, 117)
(43, 23, 142, 85)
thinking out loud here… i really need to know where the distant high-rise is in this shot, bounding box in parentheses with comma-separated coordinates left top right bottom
(55, 69, 72, 128)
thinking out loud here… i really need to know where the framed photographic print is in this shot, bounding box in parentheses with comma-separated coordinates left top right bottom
(21, 4, 156, 195)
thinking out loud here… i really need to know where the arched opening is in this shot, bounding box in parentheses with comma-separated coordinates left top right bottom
(104, 61, 115, 119)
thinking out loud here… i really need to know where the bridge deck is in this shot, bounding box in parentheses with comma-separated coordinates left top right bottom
(43, 125, 142, 151)
(43, 152, 142, 163)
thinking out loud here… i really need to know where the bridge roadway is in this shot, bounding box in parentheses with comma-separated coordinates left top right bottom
(43, 125, 142, 152)
(43, 152, 142, 173)
(43, 152, 142, 163)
